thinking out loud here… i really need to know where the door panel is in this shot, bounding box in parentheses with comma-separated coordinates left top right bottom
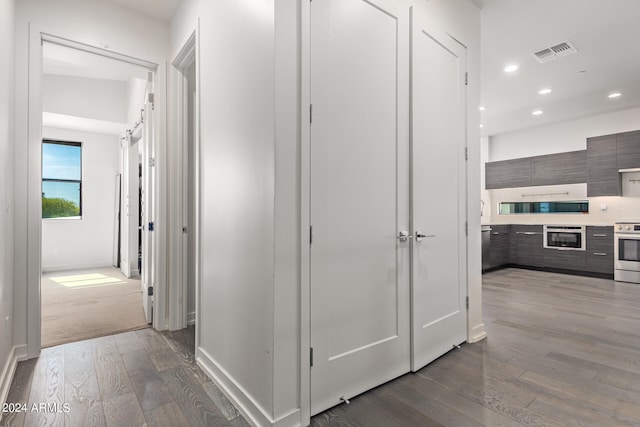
(141, 80, 154, 325)
(410, 11, 467, 371)
(310, 0, 410, 415)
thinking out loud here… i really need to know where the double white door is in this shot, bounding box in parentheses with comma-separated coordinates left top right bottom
(310, 0, 467, 414)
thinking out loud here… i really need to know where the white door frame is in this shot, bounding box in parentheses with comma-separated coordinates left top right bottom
(26, 24, 161, 357)
(168, 24, 200, 334)
(300, 1, 312, 425)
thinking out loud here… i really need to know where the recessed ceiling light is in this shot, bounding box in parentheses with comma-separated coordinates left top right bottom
(479, 105, 486, 111)
(504, 64, 519, 73)
(608, 92, 622, 99)
(480, 124, 484, 128)
(539, 88, 552, 95)
(532, 110, 544, 116)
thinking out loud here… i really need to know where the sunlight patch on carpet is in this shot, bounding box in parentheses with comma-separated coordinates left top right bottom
(50, 273, 125, 288)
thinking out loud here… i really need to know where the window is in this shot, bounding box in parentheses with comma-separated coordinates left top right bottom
(498, 201, 589, 215)
(42, 139, 82, 219)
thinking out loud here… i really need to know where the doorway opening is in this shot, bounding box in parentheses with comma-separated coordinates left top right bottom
(38, 39, 158, 348)
(169, 30, 199, 334)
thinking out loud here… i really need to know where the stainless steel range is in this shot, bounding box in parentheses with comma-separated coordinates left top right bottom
(614, 222, 640, 283)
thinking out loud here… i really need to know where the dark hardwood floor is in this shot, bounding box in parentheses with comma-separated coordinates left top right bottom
(1, 327, 249, 427)
(311, 268, 640, 427)
(3, 268, 640, 426)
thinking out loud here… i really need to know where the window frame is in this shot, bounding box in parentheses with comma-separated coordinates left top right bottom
(42, 139, 83, 219)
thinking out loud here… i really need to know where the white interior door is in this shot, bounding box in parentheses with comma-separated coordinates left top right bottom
(120, 134, 131, 277)
(310, 0, 410, 415)
(141, 73, 155, 324)
(410, 10, 468, 371)
(121, 133, 140, 279)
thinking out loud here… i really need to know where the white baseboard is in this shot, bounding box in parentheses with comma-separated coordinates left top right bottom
(187, 311, 196, 326)
(469, 323, 487, 343)
(41, 261, 114, 273)
(0, 346, 19, 417)
(196, 347, 301, 427)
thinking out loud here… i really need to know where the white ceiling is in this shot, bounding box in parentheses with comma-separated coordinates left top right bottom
(106, 0, 182, 22)
(480, 0, 640, 136)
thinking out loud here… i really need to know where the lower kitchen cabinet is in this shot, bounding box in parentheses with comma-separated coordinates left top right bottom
(543, 248, 586, 270)
(489, 225, 510, 268)
(513, 225, 544, 267)
(585, 226, 614, 274)
(483, 224, 614, 277)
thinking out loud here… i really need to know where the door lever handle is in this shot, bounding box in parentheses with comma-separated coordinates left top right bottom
(415, 233, 436, 242)
(397, 231, 413, 242)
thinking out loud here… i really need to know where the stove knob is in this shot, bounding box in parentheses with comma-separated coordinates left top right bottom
(626, 225, 632, 231)
(617, 225, 623, 230)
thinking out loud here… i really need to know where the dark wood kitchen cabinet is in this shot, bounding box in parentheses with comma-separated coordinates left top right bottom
(489, 225, 510, 268)
(513, 225, 544, 267)
(530, 150, 587, 186)
(616, 130, 640, 170)
(485, 158, 531, 189)
(543, 248, 586, 270)
(584, 226, 614, 275)
(587, 134, 619, 197)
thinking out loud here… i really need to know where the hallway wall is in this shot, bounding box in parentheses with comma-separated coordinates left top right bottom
(170, 1, 280, 424)
(0, 0, 15, 408)
(13, 0, 169, 357)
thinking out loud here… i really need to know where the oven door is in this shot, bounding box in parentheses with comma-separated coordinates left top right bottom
(615, 234, 640, 271)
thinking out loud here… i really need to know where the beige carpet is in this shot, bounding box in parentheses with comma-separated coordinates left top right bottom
(41, 267, 149, 348)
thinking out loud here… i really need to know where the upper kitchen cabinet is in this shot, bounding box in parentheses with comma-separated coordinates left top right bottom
(485, 158, 531, 189)
(617, 130, 640, 170)
(586, 130, 640, 196)
(587, 134, 619, 197)
(530, 150, 586, 186)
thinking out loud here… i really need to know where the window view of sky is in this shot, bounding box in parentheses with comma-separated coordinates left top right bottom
(42, 142, 81, 207)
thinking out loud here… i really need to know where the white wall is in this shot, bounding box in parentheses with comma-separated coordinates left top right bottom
(171, 1, 480, 425)
(41, 127, 120, 271)
(14, 0, 169, 357)
(170, 1, 278, 424)
(43, 74, 127, 123)
(485, 106, 640, 225)
(126, 76, 147, 127)
(490, 106, 640, 161)
(0, 0, 16, 409)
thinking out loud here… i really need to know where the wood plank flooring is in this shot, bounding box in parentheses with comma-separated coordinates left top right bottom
(3, 268, 640, 426)
(311, 268, 640, 427)
(1, 328, 249, 427)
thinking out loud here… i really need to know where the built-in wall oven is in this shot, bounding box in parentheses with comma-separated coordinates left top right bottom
(543, 225, 586, 250)
(615, 222, 640, 283)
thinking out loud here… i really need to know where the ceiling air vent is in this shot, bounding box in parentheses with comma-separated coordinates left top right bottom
(532, 40, 578, 63)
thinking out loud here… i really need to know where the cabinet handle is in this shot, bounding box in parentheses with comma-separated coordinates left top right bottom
(593, 252, 608, 256)
(592, 234, 608, 237)
(492, 232, 500, 235)
(516, 231, 539, 235)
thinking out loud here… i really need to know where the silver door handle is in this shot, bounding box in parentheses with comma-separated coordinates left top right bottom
(415, 233, 436, 242)
(397, 231, 412, 242)
(593, 252, 608, 256)
(593, 234, 608, 237)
